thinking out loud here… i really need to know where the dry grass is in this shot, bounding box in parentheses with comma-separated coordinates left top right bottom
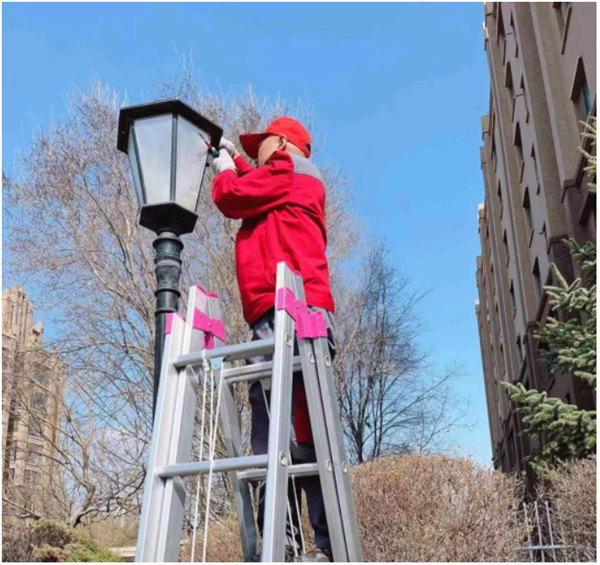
(178, 454, 529, 562)
(180, 513, 245, 562)
(352, 453, 526, 562)
(181, 454, 527, 562)
(8, 455, 593, 562)
(539, 457, 596, 562)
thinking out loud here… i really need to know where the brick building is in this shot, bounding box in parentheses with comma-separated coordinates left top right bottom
(2, 286, 66, 518)
(475, 2, 596, 478)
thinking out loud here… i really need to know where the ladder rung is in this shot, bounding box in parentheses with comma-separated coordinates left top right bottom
(237, 463, 319, 482)
(223, 356, 302, 383)
(157, 455, 268, 478)
(173, 338, 275, 368)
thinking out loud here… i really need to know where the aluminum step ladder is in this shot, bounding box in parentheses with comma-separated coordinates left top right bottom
(135, 262, 362, 562)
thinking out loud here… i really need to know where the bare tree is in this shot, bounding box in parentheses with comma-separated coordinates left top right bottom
(3, 72, 362, 525)
(335, 243, 466, 464)
(3, 67, 464, 531)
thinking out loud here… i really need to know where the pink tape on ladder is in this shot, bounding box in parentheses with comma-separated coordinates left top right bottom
(165, 312, 186, 335)
(276, 287, 301, 320)
(193, 309, 226, 350)
(196, 284, 219, 299)
(276, 287, 328, 339)
(297, 310, 328, 339)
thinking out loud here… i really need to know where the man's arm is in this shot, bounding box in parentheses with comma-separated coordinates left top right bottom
(234, 155, 254, 177)
(212, 151, 294, 220)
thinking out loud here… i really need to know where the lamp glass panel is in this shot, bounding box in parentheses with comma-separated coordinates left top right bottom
(134, 114, 173, 204)
(127, 128, 145, 206)
(175, 116, 209, 212)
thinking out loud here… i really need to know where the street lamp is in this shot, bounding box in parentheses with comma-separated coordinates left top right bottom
(117, 99, 222, 416)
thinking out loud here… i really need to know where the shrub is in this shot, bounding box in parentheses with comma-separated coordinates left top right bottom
(2, 519, 122, 562)
(181, 513, 244, 562)
(352, 454, 526, 562)
(539, 457, 596, 562)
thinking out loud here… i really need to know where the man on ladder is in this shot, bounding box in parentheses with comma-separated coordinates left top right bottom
(210, 117, 336, 562)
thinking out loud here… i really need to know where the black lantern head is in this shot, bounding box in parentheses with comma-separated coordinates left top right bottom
(117, 99, 222, 235)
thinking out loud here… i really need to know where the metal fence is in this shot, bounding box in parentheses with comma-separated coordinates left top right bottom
(516, 500, 594, 563)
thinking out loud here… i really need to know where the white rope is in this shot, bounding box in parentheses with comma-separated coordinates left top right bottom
(201, 358, 225, 562)
(190, 351, 305, 560)
(190, 351, 210, 562)
(261, 386, 302, 557)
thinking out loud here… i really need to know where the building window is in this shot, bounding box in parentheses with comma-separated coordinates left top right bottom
(497, 180, 503, 216)
(509, 281, 516, 315)
(520, 75, 529, 121)
(522, 364, 530, 388)
(523, 188, 534, 235)
(542, 222, 548, 246)
(571, 58, 593, 126)
(24, 469, 40, 486)
(497, 8, 506, 62)
(503, 230, 510, 266)
(28, 415, 43, 438)
(26, 444, 43, 466)
(533, 259, 543, 297)
(531, 145, 540, 191)
(7, 468, 15, 482)
(30, 392, 47, 414)
(516, 336, 524, 365)
(505, 63, 515, 100)
(514, 123, 524, 176)
(35, 374, 49, 388)
(509, 12, 519, 57)
(555, 2, 572, 36)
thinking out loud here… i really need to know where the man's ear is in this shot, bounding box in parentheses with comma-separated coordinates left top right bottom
(278, 135, 288, 149)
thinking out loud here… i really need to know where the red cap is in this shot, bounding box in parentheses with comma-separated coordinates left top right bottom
(239, 117, 311, 159)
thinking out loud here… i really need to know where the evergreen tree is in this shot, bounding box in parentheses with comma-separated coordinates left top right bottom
(504, 118, 597, 474)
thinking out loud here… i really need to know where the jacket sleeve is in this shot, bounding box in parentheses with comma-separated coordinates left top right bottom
(234, 155, 254, 177)
(212, 151, 294, 219)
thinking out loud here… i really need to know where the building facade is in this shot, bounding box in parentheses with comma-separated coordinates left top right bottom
(475, 2, 596, 478)
(2, 286, 65, 518)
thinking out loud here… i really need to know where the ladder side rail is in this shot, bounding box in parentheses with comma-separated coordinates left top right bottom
(135, 313, 187, 562)
(312, 336, 364, 561)
(155, 286, 215, 560)
(261, 262, 298, 562)
(202, 291, 259, 560)
(291, 272, 349, 562)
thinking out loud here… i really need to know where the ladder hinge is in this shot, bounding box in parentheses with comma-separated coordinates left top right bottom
(193, 309, 227, 349)
(276, 287, 328, 339)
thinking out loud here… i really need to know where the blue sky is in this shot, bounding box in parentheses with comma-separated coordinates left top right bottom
(3, 2, 492, 463)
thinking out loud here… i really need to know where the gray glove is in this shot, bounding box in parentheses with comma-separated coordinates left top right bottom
(219, 137, 237, 157)
(209, 148, 236, 175)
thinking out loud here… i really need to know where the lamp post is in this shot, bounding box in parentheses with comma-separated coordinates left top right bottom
(117, 99, 222, 417)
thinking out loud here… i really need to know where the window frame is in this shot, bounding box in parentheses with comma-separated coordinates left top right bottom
(522, 187, 534, 245)
(533, 259, 543, 298)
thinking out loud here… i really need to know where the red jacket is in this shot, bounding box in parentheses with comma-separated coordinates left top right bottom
(212, 150, 335, 326)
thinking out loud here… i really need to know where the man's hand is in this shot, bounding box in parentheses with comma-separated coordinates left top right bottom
(219, 137, 240, 159)
(209, 148, 236, 176)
